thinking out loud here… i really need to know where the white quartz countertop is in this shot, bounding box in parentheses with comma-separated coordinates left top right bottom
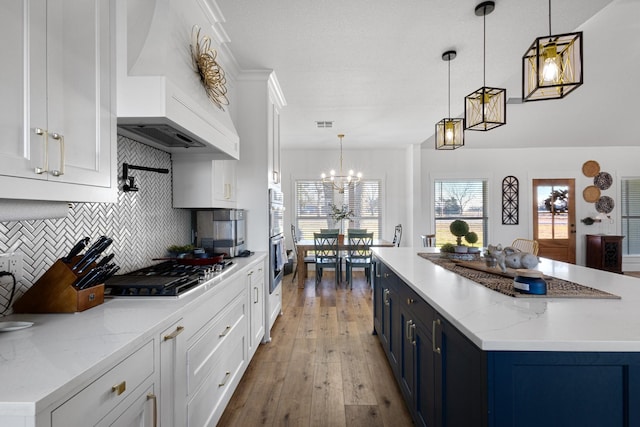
(0, 253, 266, 416)
(372, 247, 640, 352)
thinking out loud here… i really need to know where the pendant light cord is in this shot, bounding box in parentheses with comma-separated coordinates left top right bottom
(548, 0, 552, 36)
(483, 9, 486, 86)
(447, 58, 451, 118)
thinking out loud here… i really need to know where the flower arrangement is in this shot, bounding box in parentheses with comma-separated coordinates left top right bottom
(329, 203, 354, 222)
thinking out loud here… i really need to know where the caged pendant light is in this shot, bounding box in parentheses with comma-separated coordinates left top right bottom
(465, 1, 506, 131)
(522, 0, 583, 101)
(435, 50, 464, 150)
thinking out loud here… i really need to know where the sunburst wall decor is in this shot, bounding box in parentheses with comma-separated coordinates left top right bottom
(190, 25, 229, 110)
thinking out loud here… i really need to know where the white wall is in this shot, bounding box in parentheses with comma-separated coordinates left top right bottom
(281, 147, 409, 247)
(419, 146, 640, 270)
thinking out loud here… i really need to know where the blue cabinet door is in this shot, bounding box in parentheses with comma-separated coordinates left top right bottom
(488, 351, 640, 427)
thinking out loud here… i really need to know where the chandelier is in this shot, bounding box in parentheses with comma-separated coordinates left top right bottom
(464, 1, 506, 131)
(435, 50, 464, 150)
(321, 134, 362, 194)
(522, 0, 583, 101)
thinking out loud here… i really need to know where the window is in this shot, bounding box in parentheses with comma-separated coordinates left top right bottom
(621, 178, 640, 255)
(434, 180, 488, 247)
(294, 179, 382, 240)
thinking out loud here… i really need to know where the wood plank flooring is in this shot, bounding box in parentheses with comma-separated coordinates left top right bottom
(218, 271, 414, 427)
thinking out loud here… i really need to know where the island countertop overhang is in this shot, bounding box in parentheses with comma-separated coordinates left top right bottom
(372, 247, 640, 352)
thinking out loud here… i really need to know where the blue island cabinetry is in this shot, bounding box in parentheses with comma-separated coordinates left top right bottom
(373, 258, 640, 427)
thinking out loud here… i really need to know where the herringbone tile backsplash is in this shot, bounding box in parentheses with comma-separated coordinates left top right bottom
(0, 136, 192, 312)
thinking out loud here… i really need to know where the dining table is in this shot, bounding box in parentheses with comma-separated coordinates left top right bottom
(294, 238, 396, 287)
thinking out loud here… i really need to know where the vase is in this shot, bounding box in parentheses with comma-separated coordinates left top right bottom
(338, 234, 344, 245)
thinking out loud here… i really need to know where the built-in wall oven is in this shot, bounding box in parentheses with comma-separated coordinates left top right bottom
(269, 189, 285, 293)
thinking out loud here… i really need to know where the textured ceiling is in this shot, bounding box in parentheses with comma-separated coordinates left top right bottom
(216, 0, 616, 150)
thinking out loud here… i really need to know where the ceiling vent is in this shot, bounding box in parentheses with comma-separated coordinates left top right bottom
(316, 121, 334, 128)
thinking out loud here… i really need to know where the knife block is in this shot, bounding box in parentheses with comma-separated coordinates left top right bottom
(12, 258, 104, 313)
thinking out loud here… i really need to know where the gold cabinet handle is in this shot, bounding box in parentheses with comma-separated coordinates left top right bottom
(147, 393, 158, 427)
(50, 132, 65, 176)
(163, 325, 184, 341)
(111, 381, 126, 395)
(410, 323, 416, 346)
(432, 319, 441, 354)
(34, 127, 48, 174)
(407, 297, 415, 305)
(218, 371, 231, 387)
(254, 286, 259, 304)
(219, 325, 231, 337)
(383, 288, 390, 306)
(405, 319, 413, 341)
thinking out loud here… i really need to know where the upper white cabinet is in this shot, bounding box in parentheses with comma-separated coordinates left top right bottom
(172, 154, 237, 208)
(268, 100, 282, 187)
(0, 0, 116, 203)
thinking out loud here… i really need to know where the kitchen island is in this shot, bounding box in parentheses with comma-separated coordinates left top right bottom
(0, 253, 267, 427)
(372, 247, 640, 427)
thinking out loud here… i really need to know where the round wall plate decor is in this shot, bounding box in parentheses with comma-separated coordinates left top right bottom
(583, 185, 601, 203)
(593, 171, 613, 190)
(595, 196, 614, 214)
(582, 160, 600, 177)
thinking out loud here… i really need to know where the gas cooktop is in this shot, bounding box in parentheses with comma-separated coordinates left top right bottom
(104, 260, 235, 298)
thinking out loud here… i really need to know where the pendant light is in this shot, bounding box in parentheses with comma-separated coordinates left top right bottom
(465, 1, 506, 131)
(522, 0, 583, 101)
(320, 134, 362, 194)
(435, 50, 464, 150)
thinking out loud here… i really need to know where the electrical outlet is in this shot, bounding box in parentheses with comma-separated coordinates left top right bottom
(0, 252, 23, 283)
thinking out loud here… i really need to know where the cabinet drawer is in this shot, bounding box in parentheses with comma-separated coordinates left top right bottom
(400, 284, 435, 333)
(184, 275, 244, 343)
(187, 327, 246, 427)
(187, 295, 246, 396)
(52, 340, 154, 426)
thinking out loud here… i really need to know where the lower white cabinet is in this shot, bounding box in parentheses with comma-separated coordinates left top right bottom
(185, 275, 248, 426)
(51, 340, 156, 427)
(248, 262, 265, 355)
(159, 319, 186, 427)
(2, 256, 267, 427)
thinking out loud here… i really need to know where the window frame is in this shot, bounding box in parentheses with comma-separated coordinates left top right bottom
(621, 177, 640, 256)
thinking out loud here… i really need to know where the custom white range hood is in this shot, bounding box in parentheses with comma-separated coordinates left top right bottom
(116, 0, 239, 159)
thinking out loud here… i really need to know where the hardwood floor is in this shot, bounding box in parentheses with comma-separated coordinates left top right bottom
(218, 271, 414, 427)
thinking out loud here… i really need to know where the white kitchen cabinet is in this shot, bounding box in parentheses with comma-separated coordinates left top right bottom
(95, 384, 157, 427)
(51, 340, 156, 427)
(172, 154, 237, 208)
(267, 100, 282, 186)
(267, 282, 283, 333)
(0, 0, 116, 203)
(185, 274, 248, 426)
(159, 319, 186, 427)
(247, 261, 266, 355)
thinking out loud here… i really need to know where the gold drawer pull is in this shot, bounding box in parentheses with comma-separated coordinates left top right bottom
(218, 371, 231, 387)
(219, 325, 231, 337)
(163, 325, 184, 341)
(147, 393, 158, 427)
(111, 381, 126, 395)
(407, 297, 415, 305)
(432, 319, 441, 354)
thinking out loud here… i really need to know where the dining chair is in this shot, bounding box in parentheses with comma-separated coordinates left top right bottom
(511, 238, 539, 255)
(347, 228, 367, 234)
(345, 232, 374, 288)
(421, 234, 436, 247)
(320, 228, 339, 234)
(313, 232, 341, 287)
(392, 224, 402, 247)
(291, 224, 315, 282)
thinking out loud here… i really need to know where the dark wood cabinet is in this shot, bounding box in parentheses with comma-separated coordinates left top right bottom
(586, 234, 624, 273)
